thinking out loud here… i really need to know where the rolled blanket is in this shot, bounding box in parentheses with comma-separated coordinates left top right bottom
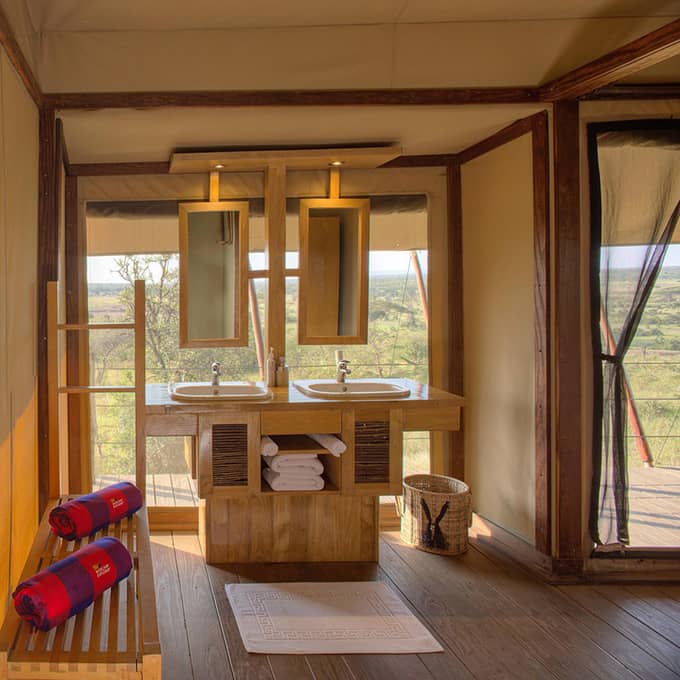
(12, 536, 133, 631)
(262, 468, 325, 491)
(49, 482, 143, 541)
(308, 433, 347, 457)
(263, 453, 324, 475)
(260, 435, 279, 457)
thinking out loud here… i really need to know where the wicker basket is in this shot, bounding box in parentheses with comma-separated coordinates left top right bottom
(399, 474, 471, 556)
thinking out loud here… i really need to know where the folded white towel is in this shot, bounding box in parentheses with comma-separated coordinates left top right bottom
(262, 468, 324, 491)
(260, 436, 279, 457)
(308, 433, 347, 457)
(263, 454, 324, 475)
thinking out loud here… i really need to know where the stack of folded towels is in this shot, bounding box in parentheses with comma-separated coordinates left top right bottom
(260, 434, 346, 491)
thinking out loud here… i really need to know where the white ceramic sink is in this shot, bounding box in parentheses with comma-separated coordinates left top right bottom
(168, 382, 272, 402)
(293, 380, 410, 400)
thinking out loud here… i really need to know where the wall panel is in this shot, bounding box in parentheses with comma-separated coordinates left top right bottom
(461, 133, 536, 543)
(0, 47, 39, 626)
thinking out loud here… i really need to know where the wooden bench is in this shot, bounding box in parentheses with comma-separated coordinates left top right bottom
(0, 498, 161, 680)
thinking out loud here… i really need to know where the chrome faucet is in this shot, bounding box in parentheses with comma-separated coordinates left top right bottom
(211, 362, 221, 386)
(335, 351, 351, 383)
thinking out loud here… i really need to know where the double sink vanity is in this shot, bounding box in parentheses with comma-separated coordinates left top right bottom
(145, 376, 464, 564)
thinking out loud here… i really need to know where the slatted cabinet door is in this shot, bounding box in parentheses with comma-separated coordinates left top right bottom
(342, 408, 404, 495)
(197, 412, 260, 497)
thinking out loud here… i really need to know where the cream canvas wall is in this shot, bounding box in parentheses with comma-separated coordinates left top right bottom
(0, 47, 39, 626)
(462, 133, 536, 544)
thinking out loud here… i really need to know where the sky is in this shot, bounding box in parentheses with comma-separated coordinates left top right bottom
(87, 250, 427, 284)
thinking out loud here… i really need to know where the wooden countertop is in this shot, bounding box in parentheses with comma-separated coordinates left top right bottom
(145, 378, 464, 416)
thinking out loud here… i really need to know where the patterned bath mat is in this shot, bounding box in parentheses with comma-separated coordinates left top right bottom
(225, 581, 443, 654)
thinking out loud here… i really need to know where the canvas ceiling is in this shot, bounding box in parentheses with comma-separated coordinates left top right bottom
(24, 0, 680, 31)
(59, 104, 547, 164)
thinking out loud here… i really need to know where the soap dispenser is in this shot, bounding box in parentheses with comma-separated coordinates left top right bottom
(276, 356, 289, 387)
(266, 348, 277, 387)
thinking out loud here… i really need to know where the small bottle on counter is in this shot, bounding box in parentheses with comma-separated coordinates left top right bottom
(266, 347, 277, 387)
(276, 357, 289, 387)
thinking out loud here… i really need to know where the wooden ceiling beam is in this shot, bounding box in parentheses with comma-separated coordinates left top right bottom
(539, 18, 680, 101)
(0, 4, 41, 107)
(43, 87, 540, 110)
(584, 83, 680, 100)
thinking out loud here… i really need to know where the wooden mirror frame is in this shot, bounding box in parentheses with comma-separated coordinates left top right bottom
(298, 197, 369, 345)
(178, 200, 250, 348)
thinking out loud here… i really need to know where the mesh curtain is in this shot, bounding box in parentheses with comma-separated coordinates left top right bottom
(589, 121, 680, 546)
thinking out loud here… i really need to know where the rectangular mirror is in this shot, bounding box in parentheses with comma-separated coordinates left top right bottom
(179, 201, 249, 347)
(298, 198, 369, 344)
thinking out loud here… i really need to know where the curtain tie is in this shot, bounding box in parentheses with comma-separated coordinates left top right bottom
(600, 353, 622, 365)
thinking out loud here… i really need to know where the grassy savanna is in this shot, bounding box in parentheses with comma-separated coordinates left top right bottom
(604, 266, 680, 468)
(88, 253, 430, 478)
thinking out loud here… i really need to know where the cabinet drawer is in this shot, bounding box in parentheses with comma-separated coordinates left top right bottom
(261, 409, 341, 435)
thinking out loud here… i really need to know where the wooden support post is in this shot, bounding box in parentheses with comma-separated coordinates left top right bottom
(264, 163, 286, 358)
(532, 111, 552, 556)
(37, 108, 59, 512)
(329, 167, 341, 199)
(249, 279, 265, 380)
(553, 101, 584, 564)
(46, 283, 60, 499)
(135, 280, 147, 500)
(446, 163, 464, 481)
(209, 171, 220, 202)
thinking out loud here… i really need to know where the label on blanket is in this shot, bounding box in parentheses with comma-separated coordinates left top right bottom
(110, 496, 125, 510)
(91, 562, 112, 579)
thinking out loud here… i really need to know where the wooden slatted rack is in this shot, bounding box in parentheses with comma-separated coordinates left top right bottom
(46, 280, 147, 499)
(0, 498, 161, 679)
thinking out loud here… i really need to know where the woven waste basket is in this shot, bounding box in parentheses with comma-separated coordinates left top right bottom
(398, 474, 471, 555)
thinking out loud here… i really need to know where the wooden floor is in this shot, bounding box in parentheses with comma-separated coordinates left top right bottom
(151, 531, 680, 680)
(628, 466, 680, 547)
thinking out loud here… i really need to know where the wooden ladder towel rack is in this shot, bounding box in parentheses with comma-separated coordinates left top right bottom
(47, 280, 147, 498)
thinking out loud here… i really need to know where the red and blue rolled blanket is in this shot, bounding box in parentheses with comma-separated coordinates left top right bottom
(12, 536, 133, 631)
(49, 482, 143, 541)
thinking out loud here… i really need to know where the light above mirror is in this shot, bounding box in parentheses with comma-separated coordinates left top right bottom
(179, 200, 250, 348)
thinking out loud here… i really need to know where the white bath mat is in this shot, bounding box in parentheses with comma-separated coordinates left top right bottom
(225, 581, 443, 654)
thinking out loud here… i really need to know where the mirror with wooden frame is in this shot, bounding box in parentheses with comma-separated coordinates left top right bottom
(179, 201, 250, 347)
(298, 198, 369, 345)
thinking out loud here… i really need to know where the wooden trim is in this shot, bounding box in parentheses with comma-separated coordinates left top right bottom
(540, 18, 680, 101)
(457, 112, 544, 165)
(68, 161, 171, 176)
(531, 111, 551, 556)
(43, 87, 540, 110)
(147, 506, 198, 532)
(553, 101, 583, 560)
(37, 108, 59, 513)
(382, 154, 459, 168)
(46, 283, 60, 499)
(178, 200, 250, 348)
(585, 83, 680, 100)
(297, 197, 370, 345)
(446, 163, 464, 481)
(469, 513, 554, 581)
(0, 4, 41, 107)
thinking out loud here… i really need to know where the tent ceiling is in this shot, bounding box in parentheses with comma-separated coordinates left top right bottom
(25, 0, 679, 32)
(59, 104, 546, 164)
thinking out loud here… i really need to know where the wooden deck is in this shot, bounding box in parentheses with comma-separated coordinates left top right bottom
(152, 531, 680, 680)
(628, 466, 680, 547)
(94, 473, 199, 506)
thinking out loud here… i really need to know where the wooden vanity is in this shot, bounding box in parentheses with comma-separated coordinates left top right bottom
(145, 379, 463, 564)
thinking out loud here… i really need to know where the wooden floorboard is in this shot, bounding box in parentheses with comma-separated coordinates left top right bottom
(154, 531, 680, 680)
